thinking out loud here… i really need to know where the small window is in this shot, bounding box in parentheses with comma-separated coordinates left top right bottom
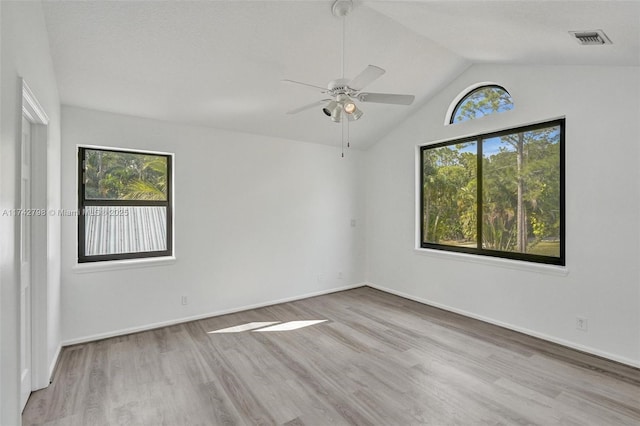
(78, 147, 173, 262)
(450, 85, 513, 124)
(420, 119, 564, 265)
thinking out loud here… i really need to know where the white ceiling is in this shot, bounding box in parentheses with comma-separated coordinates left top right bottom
(42, 1, 640, 149)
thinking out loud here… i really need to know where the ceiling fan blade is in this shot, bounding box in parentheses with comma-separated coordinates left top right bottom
(281, 79, 327, 92)
(348, 65, 385, 91)
(357, 92, 415, 105)
(286, 99, 329, 115)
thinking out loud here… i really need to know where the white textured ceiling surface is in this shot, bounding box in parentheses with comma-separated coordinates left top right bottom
(42, 1, 640, 148)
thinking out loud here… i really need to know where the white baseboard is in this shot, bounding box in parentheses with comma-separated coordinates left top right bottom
(61, 281, 639, 369)
(62, 283, 366, 346)
(366, 282, 640, 369)
(48, 345, 61, 382)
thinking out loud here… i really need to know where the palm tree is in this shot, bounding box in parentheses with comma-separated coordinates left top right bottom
(122, 156, 167, 201)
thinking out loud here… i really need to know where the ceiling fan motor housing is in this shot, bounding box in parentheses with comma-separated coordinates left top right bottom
(328, 78, 352, 96)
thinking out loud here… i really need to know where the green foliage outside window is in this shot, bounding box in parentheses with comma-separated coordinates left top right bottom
(422, 123, 562, 263)
(424, 85, 563, 264)
(84, 150, 167, 201)
(451, 85, 513, 124)
(422, 143, 477, 247)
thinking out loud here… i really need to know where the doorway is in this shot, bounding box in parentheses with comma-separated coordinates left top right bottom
(20, 80, 50, 411)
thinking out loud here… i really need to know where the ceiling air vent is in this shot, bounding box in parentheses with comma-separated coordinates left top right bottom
(569, 30, 612, 45)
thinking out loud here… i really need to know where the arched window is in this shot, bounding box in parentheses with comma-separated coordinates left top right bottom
(449, 84, 513, 124)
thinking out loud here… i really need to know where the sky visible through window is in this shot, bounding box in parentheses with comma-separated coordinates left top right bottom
(422, 120, 563, 265)
(451, 85, 514, 124)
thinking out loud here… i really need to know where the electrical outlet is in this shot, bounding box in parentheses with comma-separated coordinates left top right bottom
(181, 296, 188, 306)
(350, 219, 356, 228)
(576, 316, 588, 331)
(317, 273, 325, 283)
(337, 271, 343, 280)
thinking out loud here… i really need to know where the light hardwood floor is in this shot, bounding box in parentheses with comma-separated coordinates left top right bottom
(23, 287, 640, 425)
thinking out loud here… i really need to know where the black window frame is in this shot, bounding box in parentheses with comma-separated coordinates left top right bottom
(78, 146, 173, 263)
(420, 119, 565, 266)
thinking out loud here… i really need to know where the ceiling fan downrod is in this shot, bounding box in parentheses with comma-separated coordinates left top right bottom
(332, 0, 352, 79)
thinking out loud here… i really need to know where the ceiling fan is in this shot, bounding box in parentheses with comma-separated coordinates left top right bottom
(283, 0, 415, 124)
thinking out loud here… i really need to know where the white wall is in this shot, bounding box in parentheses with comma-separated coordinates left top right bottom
(60, 106, 366, 343)
(366, 64, 640, 366)
(0, 1, 62, 424)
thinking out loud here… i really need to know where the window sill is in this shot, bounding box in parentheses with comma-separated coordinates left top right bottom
(413, 248, 568, 276)
(73, 256, 176, 274)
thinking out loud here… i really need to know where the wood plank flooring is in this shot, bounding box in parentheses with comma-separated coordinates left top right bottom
(23, 287, 640, 425)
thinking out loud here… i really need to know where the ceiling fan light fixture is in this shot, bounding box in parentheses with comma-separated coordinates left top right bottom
(331, 108, 342, 123)
(323, 100, 338, 117)
(349, 107, 363, 121)
(336, 93, 357, 115)
(323, 100, 343, 122)
(343, 101, 356, 114)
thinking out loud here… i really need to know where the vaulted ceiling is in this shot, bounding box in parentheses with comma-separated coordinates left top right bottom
(42, 1, 640, 149)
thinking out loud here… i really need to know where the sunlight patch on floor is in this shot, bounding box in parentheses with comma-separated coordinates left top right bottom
(208, 321, 279, 334)
(253, 320, 328, 332)
(208, 320, 327, 334)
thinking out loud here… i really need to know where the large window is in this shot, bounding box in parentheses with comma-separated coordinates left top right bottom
(78, 147, 172, 263)
(420, 119, 564, 265)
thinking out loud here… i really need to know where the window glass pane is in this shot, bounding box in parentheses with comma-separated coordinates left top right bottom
(84, 206, 167, 256)
(422, 142, 477, 247)
(84, 149, 168, 201)
(452, 86, 513, 124)
(482, 125, 561, 257)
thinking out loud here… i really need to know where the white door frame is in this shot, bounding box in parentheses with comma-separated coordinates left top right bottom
(19, 114, 33, 410)
(21, 80, 50, 401)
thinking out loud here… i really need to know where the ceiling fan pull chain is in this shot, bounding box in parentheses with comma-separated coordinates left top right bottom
(341, 120, 345, 157)
(347, 119, 350, 148)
